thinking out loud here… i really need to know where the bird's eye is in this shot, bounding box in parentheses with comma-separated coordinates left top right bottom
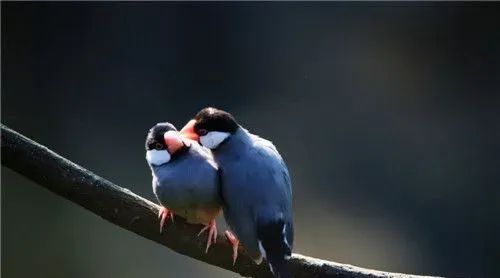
(155, 142, 164, 149)
(197, 129, 208, 136)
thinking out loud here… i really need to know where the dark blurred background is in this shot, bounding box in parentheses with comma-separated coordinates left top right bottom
(2, 2, 499, 278)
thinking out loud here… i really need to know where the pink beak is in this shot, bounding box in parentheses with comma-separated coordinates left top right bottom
(163, 131, 184, 154)
(179, 119, 200, 141)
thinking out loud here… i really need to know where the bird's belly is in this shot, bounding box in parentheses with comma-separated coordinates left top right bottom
(170, 204, 221, 224)
(153, 176, 220, 224)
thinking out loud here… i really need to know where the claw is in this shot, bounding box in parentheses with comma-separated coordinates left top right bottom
(225, 230, 240, 265)
(198, 219, 217, 253)
(159, 207, 174, 233)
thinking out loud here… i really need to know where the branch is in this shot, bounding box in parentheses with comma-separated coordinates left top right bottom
(1, 124, 442, 278)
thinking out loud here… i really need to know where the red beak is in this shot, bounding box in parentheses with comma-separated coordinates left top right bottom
(163, 131, 184, 154)
(179, 119, 200, 141)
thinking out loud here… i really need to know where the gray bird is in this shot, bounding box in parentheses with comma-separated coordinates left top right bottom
(145, 122, 222, 252)
(180, 108, 294, 278)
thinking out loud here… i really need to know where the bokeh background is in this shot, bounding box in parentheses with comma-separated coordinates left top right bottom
(2, 2, 499, 278)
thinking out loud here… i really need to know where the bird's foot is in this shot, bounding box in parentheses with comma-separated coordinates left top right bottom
(197, 218, 217, 253)
(158, 207, 174, 233)
(225, 230, 240, 265)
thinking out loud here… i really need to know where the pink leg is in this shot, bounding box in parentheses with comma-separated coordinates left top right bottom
(197, 219, 218, 253)
(225, 230, 240, 265)
(158, 207, 174, 233)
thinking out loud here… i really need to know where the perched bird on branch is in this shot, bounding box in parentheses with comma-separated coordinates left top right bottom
(181, 107, 294, 278)
(145, 122, 222, 252)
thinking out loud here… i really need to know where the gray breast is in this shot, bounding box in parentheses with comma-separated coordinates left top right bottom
(152, 145, 219, 212)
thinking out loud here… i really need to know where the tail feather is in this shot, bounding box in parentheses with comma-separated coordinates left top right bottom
(257, 220, 292, 278)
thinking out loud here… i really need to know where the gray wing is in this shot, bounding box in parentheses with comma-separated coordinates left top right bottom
(254, 136, 294, 248)
(219, 138, 293, 260)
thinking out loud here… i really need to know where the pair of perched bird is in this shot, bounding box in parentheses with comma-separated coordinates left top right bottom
(145, 107, 294, 278)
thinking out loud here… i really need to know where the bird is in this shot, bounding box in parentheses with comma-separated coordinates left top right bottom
(145, 122, 222, 253)
(180, 107, 294, 278)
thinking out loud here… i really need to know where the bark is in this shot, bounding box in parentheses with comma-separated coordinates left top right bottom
(1, 124, 443, 278)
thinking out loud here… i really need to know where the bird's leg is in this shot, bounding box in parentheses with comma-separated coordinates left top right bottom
(158, 207, 174, 233)
(225, 230, 240, 265)
(197, 218, 218, 253)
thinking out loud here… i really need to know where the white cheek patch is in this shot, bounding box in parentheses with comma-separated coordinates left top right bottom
(146, 149, 171, 166)
(199, 131, 230, 149)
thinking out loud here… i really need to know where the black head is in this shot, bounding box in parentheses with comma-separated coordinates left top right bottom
(193, 107, 239, 136)
(145, 122, 177, 151)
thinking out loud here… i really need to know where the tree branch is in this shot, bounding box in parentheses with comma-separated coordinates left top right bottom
(1, 124, 442, 278)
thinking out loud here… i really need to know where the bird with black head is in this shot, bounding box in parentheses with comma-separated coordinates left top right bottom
(181, 108, 294, 277)
(146, 122, 222, 253)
